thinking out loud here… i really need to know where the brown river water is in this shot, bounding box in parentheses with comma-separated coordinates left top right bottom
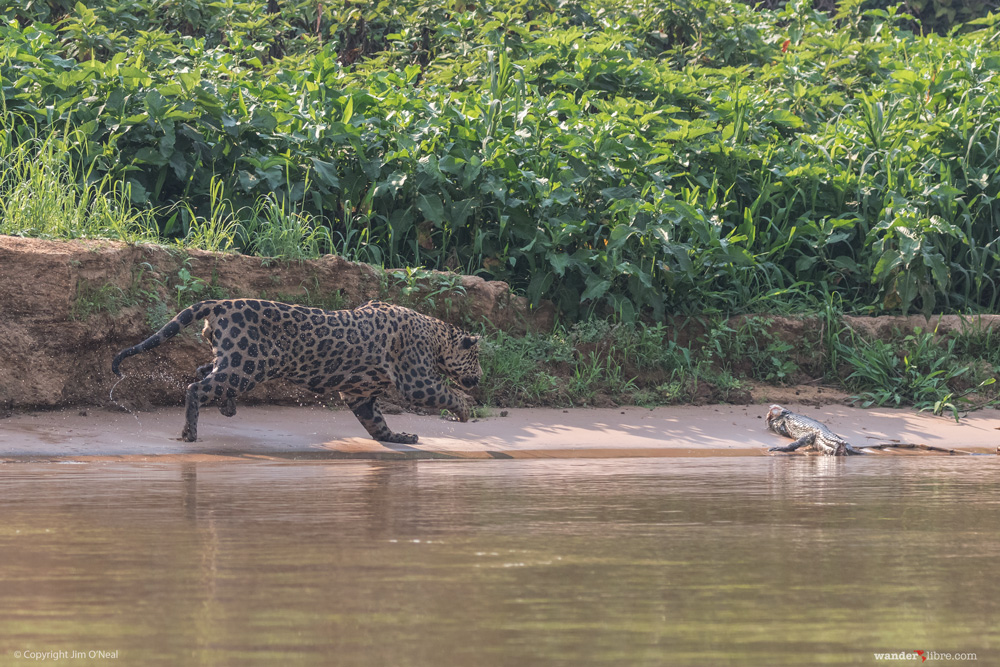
(1, 457, 997, 666)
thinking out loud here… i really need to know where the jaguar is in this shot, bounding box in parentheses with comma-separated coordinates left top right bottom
(112, 299, 482, 443)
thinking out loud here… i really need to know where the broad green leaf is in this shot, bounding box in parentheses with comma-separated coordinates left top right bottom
(763, 110, 804, 129)
(581, 277, 611, 301)
(125, 178, 148, 204)
(609, 224, 639, 249)
(926, 183, 963, 198)
(343, 95, 354, 124)
(924, 252, 950, 290)
(178, 70, 200, 92)
(449, 199, 476, 228)
(548, 252, 571, 276)
(238, 170, 260, 191)
(250, 110, 277, 133)
(144, 90, 167, 119)
(309, 158, 341, 189)
(417, 194, 445, 224)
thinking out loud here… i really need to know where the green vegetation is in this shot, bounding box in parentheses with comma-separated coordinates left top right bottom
(71, 280, 138, 320)
(381, 267, 468, 316)
(4, 0, 1000, 320)
(257, 280, 348, 312)
(757, 0, 997, 34)
(478, 319, 774, 409)
(10, 0, 1000, 416)
(0, 128, 159, 243)
(478, 315, 1000, 417)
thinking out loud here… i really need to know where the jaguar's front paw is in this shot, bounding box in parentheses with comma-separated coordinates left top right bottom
(383, 432, 419, 445)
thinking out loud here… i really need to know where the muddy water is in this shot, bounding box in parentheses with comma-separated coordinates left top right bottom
(1, 458, 998, 666)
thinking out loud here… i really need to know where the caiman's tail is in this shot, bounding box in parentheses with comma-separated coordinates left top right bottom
(112, 300, 219, 377)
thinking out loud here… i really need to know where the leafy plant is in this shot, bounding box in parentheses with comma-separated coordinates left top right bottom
(72, 281, 135, 320)
(839, 328, 970, 409)
(927, 378, 998, 422)
(3, 0, 1000, 320)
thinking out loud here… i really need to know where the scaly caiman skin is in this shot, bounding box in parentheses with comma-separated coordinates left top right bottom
(765, 404, 867, 456)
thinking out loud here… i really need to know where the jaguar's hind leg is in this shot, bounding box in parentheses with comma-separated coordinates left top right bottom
(194, 364, 237, 417)
(181, 381, 206, 442)
(346, 395, 418, 444)
(219, 397, 237, 417)
(182, 371, 253, 441)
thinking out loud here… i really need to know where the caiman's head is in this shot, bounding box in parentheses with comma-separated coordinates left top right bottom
(765, 404, 788, 430)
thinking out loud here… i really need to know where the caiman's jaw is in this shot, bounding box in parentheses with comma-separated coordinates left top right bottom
(765, 404, 786, 428)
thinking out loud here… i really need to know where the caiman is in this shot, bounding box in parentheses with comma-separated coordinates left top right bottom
(765, 404, 867, 456)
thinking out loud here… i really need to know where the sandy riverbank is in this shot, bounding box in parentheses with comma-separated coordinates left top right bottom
(1, 404, 997, 462)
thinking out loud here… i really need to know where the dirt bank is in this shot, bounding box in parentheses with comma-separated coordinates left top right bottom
(0, 235, 551, 411)
(2, 235, 1000, 414)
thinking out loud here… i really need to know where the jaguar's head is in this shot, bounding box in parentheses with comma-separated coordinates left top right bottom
(439, 331, 482, 391)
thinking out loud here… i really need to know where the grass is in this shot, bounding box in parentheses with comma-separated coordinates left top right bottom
(71, 281, 138, 320)
(381, 267, 469, 319)
(479, 319, 712, 408)
(239, 193, 332, 261)
(172, 262, 231, 309)
(0, 129, 159, 244)
(476, 314, 1000, 416)
(835, 323, 1000, 416)
(478, 330, 568, 407)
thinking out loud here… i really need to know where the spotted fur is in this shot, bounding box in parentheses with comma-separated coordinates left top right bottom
(112, 299, 482, 443)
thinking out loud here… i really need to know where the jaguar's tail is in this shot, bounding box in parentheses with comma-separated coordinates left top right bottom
(112, 300, 219, 377)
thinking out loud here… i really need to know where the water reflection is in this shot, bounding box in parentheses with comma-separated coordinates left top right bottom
(1, 457, 998, 665)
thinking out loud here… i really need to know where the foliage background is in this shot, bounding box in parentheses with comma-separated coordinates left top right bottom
(3, 0, 1000, 319)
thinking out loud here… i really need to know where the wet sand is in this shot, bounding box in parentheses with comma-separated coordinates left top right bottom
(1, 403, 997, 461)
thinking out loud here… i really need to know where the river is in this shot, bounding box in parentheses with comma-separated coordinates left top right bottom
(1, 457, 996, 665)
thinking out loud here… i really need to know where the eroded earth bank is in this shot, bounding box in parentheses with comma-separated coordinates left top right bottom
(4, 236, 1000, 410)
(0, 235, 550, 413)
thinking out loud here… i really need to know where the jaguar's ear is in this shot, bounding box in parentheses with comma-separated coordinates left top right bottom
(461, 335, 480, 350)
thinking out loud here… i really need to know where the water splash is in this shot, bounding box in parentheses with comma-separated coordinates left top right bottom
(108, 374, 143, 431)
